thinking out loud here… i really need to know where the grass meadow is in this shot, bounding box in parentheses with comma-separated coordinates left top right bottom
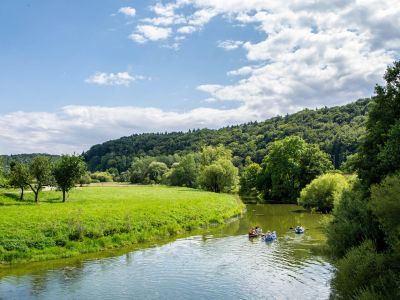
(0, 185, 244, 264)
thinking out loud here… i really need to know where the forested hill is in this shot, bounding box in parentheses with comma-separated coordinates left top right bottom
(84, 98, 371, 172)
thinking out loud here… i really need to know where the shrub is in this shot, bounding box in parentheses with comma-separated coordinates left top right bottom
(298, 173, 349, 213)
(325, 183, 381, 258)
(90, 171, 113, 182)
(370, 174, 400, 249)
(332, 240, 400, 300)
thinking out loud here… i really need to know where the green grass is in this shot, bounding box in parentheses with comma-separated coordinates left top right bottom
(0, 185, 244, 264)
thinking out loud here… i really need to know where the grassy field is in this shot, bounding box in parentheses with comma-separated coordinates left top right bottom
(0, 185, 244, 264)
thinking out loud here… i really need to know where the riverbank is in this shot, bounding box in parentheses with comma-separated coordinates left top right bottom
(0, 185, 244, 264)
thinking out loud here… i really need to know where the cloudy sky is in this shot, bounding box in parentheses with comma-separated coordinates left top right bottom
(1, 0, 399, 154)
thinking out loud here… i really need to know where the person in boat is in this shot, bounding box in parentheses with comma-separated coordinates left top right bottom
(248, 227, 256, 236)
(265, 230, 272, 238)
(255, 226, 262, 235)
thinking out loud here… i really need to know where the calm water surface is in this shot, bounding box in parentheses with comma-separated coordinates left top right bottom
(0, 204, 334, 299)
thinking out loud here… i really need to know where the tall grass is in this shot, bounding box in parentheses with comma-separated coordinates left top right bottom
(0, 185, 244, 264)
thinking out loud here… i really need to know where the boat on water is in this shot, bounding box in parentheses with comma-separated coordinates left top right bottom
(295, 226, 304, 234)
(264, 231, 277, 242)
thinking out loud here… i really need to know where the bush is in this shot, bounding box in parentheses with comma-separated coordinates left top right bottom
(90, 171, 113, 182)
(370, 174, 400, 249)
(332, 241, 384, 299)
(332, 240, 400, 300)
(325, 183, 381, 258)
(298, 173, 349, 213)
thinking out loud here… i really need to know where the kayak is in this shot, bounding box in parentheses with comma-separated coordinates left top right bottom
(264, 231, 277, 242)
(295, 227, 304, 234)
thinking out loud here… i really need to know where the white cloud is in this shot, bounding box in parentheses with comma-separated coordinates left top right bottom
(85, 72, 144, 86)
(130, 25, 172, 43)
(134, 0, 398, 114)
(2, 0, 400, 154)
(217, 40, 244, 50)
(0, 106, 255, 154)
(177, 26, 197, 34)
(118, 7, 136, 17)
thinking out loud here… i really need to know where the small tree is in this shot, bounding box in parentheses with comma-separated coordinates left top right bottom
(9, 161, 31, 200)
(54, 155, 86, 202)
(28, 156, 53, 203)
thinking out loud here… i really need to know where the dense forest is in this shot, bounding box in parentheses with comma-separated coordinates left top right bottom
(84, 98, 370, 172)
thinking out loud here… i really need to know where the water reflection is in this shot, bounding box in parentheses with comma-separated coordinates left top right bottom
(0, 205, 333, 299)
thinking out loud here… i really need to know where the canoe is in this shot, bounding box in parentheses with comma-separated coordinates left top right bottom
(264, 231, 277, 242)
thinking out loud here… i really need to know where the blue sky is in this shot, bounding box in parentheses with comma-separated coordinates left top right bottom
(0, 0, 399, 154)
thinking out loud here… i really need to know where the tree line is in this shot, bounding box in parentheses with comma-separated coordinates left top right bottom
(83, 98, 371, 172)
(2, 155, 86, 203)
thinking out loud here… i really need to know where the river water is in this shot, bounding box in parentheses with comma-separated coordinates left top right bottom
(0, 204, 334, 299)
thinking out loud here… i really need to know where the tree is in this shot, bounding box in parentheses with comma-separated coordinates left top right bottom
(9, 161, 31, 200)
(200, 145, 232, 166)
(239, 163, 261, 196)
(257, 136, 332, 203)
(298, 173, 349, 213)
(0, 157, 7, 187)
(28, 156, 53, 203)
(147, 161, 169, 183)
(358, 61, 400, 186)
(129, 157, 153, 183)
(199, 159, 238, 193)
(53, 155, 86, 202)
(167, 154, 198, 187)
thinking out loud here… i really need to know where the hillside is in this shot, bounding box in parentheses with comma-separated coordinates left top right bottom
(84, 98, 371, 172)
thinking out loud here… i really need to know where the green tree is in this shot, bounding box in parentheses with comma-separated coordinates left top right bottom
(28, 156, 53, 203)
(129, 157, 153, 183)
(53, 155, 86, 202)
(200, 145, 232, 166)
(257, 136, 332, 203)
(298, 173, 349, 213)
(199, 159, 238, 193)
(167, 154, 198, 187)
(358, 61, 400, 186)
(147, 161, 169, 183)
(239, 163, 261, 196)
(9, 161, 31, 200)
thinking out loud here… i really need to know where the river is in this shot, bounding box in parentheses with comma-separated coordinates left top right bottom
(0, 204, 334, 299)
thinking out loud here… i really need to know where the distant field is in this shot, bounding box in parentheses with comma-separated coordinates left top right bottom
(0, 186, 244, 264)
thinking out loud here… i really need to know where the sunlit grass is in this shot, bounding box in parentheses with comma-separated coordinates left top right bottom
(0, 185, 244, 264)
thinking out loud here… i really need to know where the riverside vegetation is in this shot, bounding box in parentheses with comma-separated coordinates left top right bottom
(0, 186, 243, 263)
(0, 61, 399, 298)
